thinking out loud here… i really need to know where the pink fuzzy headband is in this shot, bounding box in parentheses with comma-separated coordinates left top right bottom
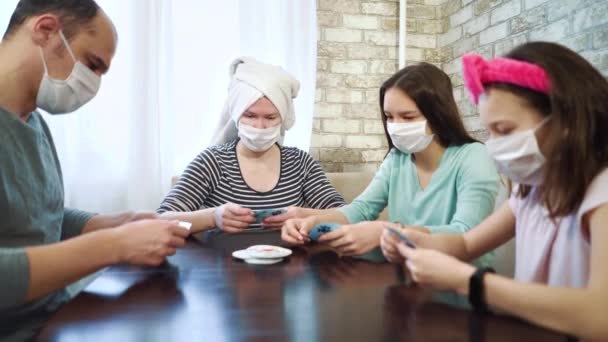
(462, 53, 550, 104)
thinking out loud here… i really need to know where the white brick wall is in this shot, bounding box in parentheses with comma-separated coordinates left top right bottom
(325, 28, 363, 42)
(348, 46, 389, 59)
(315, 103, 344, 118)
(366, 89, 380, 104)
(438, 26, 462, 47)
(314, 0, 608, 171)
(319, 0, 362, 14)
(362, 2, 398, 16)
(345, 104, 383, 118)
(322, 119, 361, 133)
(573, 1, 608, 33)
(464, 13, 490, 35)
(345, 135, 385, 149)
(480, 22, 508, 45)
(524, 0, 551, 10)
(434, 0, 608, 135)
(311, 134, 343, 148)
(369, 60, 398, 74)
(408, 33, 437, 48)
(343, 15, 379, 30)
(406, 47, 426, 61)
(313, 0, 398, 172)
(490, 0, 522, 25)
(331, 60, 368, 74)
(361, 149, 387, 162)
(363, 119, 385, 134)
(530, 18, 569, 42)
(364, 31, 399, 46)
(450, 5, 473, 27)
(326, 88, 365, 103)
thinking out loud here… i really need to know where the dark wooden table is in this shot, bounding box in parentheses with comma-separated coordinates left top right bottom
(37, 235, 569, 342)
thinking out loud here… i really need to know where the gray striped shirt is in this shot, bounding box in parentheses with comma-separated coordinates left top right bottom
(158, 140, 345, 227)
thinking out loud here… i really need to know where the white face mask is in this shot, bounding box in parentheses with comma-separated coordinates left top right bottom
(485, 118, 550, 186)
(36, 30, 101, 114)
(387, 120, 434, 154)
(238, 123, 282, 152)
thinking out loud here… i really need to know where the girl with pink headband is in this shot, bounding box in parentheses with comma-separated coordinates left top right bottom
(381, 41, 608, 340)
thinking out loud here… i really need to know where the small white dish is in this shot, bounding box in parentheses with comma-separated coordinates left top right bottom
(244, 257, 284, 265)
(246, 245, 292, 259)
(232, 249, 251, 260)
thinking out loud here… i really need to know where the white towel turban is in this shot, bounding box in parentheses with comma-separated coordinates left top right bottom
(210, 57, 301, 146)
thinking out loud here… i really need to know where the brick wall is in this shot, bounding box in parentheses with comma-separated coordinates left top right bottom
(312, 0, 399, 172)
(419, 0, 608, 139)
(312, 0, 608, 171)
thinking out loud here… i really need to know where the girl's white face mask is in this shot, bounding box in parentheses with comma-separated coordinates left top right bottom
(238, 123, 282, 152)
(485, 118, 550, 185)
(387, 120, 434, 154)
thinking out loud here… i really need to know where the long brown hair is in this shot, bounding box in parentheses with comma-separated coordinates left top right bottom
(492, 42, 608, 218)
(379, 62, 477, 155)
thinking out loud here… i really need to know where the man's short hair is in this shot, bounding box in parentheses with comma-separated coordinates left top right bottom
(3, 0, 100, 40)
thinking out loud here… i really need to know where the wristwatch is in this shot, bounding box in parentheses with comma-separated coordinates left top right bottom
(469, 266, 496, 314)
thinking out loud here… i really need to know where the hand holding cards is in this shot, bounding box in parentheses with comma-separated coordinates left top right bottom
(386, 226, 417, 249)
(308, 223, 341, 241)
(253, 208, 287, 225)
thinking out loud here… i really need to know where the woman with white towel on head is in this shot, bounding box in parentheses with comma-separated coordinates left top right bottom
(157, 57, 345, 234)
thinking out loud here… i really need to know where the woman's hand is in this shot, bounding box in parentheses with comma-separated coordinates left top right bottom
(318, 221, 384, 256)
(397, 243, 475, 294)
(261, 206, 307, 230)
(214, 203, 255, 233)
(381, 225, 429, 263)
(281, 216, 317, 245)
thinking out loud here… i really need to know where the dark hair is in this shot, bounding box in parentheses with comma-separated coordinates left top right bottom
(491, 41, 608, 218)
(379, 62, 478, 154)
(3, 0, 100, 40)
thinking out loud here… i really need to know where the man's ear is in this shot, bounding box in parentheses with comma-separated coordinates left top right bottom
(30, 14, 61, 47)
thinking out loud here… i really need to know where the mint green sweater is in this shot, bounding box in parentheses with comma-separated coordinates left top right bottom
(0, 108, 93, 319)
(340, 143, 500, 264)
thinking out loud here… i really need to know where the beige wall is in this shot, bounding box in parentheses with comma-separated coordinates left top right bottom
(312, 0, 608, 171)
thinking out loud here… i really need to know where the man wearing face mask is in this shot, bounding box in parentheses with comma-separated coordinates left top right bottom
(0, 0, 189, 332)
(158, 57, 345, 235)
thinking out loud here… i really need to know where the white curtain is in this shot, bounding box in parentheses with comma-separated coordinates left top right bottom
(0, 0, 317, 213)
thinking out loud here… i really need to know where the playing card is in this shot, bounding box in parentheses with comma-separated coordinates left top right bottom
(178, 221, 192, 230)
(308, 223, 341, 241)
(252, 208, 287, 224)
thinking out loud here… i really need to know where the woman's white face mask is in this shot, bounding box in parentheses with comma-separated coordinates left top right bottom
(238, 122, 282, 152)
(387, 120, 434, 154)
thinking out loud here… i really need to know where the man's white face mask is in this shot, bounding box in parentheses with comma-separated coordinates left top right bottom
(36, 30, 101, 114)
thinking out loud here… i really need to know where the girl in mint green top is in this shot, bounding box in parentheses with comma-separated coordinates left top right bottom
(339, 143, 499, 234)
(282, 63, 499, 262)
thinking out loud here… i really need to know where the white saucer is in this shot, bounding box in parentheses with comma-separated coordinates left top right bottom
(232, 249, 251, 260)
(246, 245, 292, 259)
(245, 257, 284, 265)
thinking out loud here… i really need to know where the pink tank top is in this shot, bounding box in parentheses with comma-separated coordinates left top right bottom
(510, 169, 608, 287)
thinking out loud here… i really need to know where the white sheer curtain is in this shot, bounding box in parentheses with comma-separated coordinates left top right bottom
(0, 0, 317, 213)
